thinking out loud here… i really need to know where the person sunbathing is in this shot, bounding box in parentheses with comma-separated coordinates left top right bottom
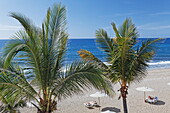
(84, 102, 93, 108)
(145, 96, 158, 104)
(89, 101, 97, 106)
(84, 101, 99, 108)
(148, 96, 154, 100)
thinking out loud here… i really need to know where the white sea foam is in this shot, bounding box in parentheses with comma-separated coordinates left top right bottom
(103, 62, 112, 65)
(148, 61, 170, 65)
(103, 61, 170, 66)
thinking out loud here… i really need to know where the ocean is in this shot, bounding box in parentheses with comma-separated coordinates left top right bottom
(0, 38, 170, 69)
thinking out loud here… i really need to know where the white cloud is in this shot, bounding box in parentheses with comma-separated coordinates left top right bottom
(138, 23, 170, 38)
(150, 12, 170, 16)
(101, 12, 141, 18)
(0, 24, 22, 39)
(138, 24, 170, 30)
(0, 24, 22, 31)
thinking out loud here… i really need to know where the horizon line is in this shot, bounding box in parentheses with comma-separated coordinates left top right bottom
(0, 37, 168, 40)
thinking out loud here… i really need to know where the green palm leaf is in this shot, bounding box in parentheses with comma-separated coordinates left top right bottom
(53, 61, 114, 100)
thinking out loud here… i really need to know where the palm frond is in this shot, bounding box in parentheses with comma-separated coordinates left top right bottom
(118, 18, 139, 41)
(78, 49, 109, 71)
(128, 38, 163, 82)
(96, 29, 114, 53)
(52, 61, 114, 100)
(111, 22, 121, 38)
(0, 67, 39, 101)
(9, 12, 38, 39)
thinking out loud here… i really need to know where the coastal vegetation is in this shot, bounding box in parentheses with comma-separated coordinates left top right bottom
(0, 4, 113, 113)
(0, 2, 162, 113)
(78, 19, 161, 113)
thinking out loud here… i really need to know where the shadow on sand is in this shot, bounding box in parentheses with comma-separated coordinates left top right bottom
(102, 107, 121, 112)
(152, 100, 165, 105)
(95, 105, 101, 108)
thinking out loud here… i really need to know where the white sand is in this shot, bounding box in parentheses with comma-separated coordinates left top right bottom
(20, 68, 170, 113)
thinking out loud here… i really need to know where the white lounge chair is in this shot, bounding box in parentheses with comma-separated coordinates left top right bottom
(84, 102, 93, 108)
(145, 96, 158, 104)
(84, 101, 99, 108)
(89, 101, 98, 106)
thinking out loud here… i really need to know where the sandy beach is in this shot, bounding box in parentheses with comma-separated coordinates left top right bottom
(20, 68, 170, 113)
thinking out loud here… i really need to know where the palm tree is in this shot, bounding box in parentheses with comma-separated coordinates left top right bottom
(0, 4, 113, 113)
(0, 99, 26, 113)
(0, 59, 26, 113)
(78, 19, 161, 113)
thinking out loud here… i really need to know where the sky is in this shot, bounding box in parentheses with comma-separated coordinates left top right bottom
(1, 0, 170, 39)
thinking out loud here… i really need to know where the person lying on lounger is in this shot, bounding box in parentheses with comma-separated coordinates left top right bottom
(84, 101, 99, 108)
(145, 96, 158, 104)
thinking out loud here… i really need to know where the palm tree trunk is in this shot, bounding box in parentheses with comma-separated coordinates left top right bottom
(120, 83, 128, 113)
(36, 100, 57, 113)
(11, 110, 17, 113)
(122, 97, 128, 113)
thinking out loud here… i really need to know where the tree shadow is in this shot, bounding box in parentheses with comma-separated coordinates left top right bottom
(102, 107, 121, 112)
(86, 107, 94, 109)
(152, 100, 165, 105)
(95, 105, 101, 108)
(146, 100, 165, 106)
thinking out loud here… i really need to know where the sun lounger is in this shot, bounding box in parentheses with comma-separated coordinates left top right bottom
(145, 96, 158, 104)
(84, 102, 93, 108)
(84, 101, 99, 108)
(89, 101, 98, 106)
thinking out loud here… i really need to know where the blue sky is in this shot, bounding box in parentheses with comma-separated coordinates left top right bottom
(1, 0, 170, 39)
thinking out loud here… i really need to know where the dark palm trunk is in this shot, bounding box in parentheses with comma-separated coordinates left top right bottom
(122, 97, 128, 113)
(37, 107, 52, 113)
(36, 101, 57, 113)
(120, 85, 128, 113)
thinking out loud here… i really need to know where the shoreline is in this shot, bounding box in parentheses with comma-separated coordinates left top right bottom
(20, 67, 170, 113)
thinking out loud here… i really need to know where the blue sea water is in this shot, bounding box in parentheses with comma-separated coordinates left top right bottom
(0, 38, 170, 69)
(67, 38, 170, 69)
